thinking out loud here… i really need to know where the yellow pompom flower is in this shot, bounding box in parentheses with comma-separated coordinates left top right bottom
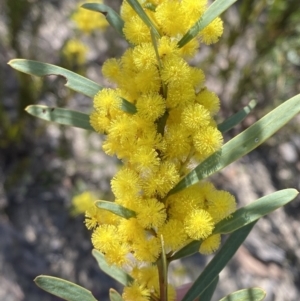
(62, 39, 87, 65)
(102, 134, 124, 157)
(196, 89, 220, 116)
(116, 195, 142, 213)
(157, 219, 188, 250)
(89, 111, 110, 133)
(181, 103, 211, 132)
(93, 88, 121, 115)
(130, 146, 160, 173)
(181, 0, 207, 26)
(163, 125, 191, 159)
(120, 0, 137, 22)
(133, 115, 158, 139)
(167, 185, 206, 221)
(158, 36, 179, 58)
(190, 67, 206, 90)
(91, 224, 118, 253)
(133, 43, 157, 70)
(136, 128, 163, 151)
(136, 93, 166, 121)
(184, 209, 214, 240)
(134, 66, 161, 93)
(166, 107, 184, 127)
(198, 181, 217, 197)
(153, 161, 180, 197)
(122, 282, 150, 301)
(133, 236, 162, 263)
(199, 234, 221, 255)
(105, 243, 130, 267)
(118, 218, 146, 242)
(71, 191, 96, 216)
(102, 58, 122, 85)
(123, 15, 152, 45)
(199, 17, 223, 45)
(120, 48, 135, 71)
(84, 204, 100, 230)
(181, 184, 207, 209)
(110, 115, 156, 154)
(72, 1, 108, 34)
(166, 82, 195, 108)
(141, 174, 159, 198)
(206, 190, 236, 223)
(109, 114, 134, 143)
(136, 198, 167, 229)
(111, 167, 141, 200)
(155, 1, 185, 36)
(193, 126, 223, 159)
(161, 55, 191, 85)
(165, 196, 191, 222)
(132, 265, 159, 290)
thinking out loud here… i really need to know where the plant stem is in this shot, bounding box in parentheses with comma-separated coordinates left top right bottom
(157, 235, 168, 301)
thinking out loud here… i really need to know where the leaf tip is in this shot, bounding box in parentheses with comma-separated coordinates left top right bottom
(7, 58, 22, 66)
(34, 275, 45, 284)
(81, 3, 92, 10)
(24, 105, 32, 112)
(288, 188, 299, 198)
(92, 249, 98, 256)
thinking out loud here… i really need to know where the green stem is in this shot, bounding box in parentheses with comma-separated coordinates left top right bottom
(179, 147, 195, 176)
(156, 110, 169, 137)
(150, 29, 167, 98)
(157, 235, 168, 301)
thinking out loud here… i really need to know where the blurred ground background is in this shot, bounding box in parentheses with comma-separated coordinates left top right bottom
(0, 0, 300, 300)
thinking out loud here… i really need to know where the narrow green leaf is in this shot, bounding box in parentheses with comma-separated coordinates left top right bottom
(8, 59, 102, 98)
(219, 288, 266, 301)
(169, 240, 201, 262)
(126, 0, 160, 38)
(109, 289, 124, 301)
(92, 249, 134, 286)
(181, 222, 256, 301)
(96, 200, 136, 219)
(217, 100, 257, 133)
(213, 189, 298, 235)
(34, 276, 97, 301)
(199, 276, 219, 301)
(169, 93, 300, 195)
(25, 105, 94, 131)
(120, 97, 137, 114)
(178, 0, 239, 48)
(82, 3, 125, 37)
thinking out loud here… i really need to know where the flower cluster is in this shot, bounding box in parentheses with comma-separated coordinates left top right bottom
(87, 0, 236, 300)
(71, 191, 96, 216)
